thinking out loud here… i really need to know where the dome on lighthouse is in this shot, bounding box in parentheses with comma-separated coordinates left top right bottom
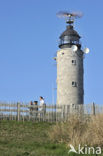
(59, 25, 81, 49)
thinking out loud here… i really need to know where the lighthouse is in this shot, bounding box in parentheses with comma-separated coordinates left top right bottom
(56, 11, 85, 109)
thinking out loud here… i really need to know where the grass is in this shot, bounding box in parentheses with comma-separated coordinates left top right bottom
(0, 120, 102, 156)
(48, 114, 103, 156)
(0, 120, 68, 156)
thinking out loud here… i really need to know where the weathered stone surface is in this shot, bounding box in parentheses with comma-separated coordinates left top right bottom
(56, 48, 84, 106)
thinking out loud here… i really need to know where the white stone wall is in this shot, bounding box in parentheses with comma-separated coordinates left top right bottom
(56, 47, 84, 106)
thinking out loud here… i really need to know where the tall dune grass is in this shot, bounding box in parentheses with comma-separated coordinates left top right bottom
(48, 114, 103, 147)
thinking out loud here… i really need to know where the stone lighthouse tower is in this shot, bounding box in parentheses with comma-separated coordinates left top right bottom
(56, 11, 84, 109)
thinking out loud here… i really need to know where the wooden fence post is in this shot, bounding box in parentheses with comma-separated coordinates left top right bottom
(17, 102, 20, 121)
(92, 102, 95, 115)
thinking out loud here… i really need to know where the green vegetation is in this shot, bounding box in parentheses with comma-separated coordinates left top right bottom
(0, 121, 68, 156)
(0, 120, 102, 156)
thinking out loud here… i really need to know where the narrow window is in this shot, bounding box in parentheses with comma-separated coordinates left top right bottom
(72, 81, 77, 87)
(72, 104, 75, 107)
(72, 60, 76, 65)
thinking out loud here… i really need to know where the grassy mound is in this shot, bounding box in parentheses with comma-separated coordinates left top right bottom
(0, 120, 102, 156)
(0, 121, 67, 156)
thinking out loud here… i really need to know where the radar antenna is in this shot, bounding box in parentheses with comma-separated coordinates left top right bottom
(56, 11, 83, 25)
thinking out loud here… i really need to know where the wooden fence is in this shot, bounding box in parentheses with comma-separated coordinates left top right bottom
(0, 102, 103, 122)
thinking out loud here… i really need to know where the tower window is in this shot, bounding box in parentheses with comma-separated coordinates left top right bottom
(72, 81, 77, 87)
(72, 104, 75, 107)
(72, 60, 76, 65)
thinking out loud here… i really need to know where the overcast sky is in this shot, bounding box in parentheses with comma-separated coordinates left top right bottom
(0, 0, 103, 104)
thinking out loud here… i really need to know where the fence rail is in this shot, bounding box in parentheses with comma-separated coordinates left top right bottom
(0, 102, 103, 122)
